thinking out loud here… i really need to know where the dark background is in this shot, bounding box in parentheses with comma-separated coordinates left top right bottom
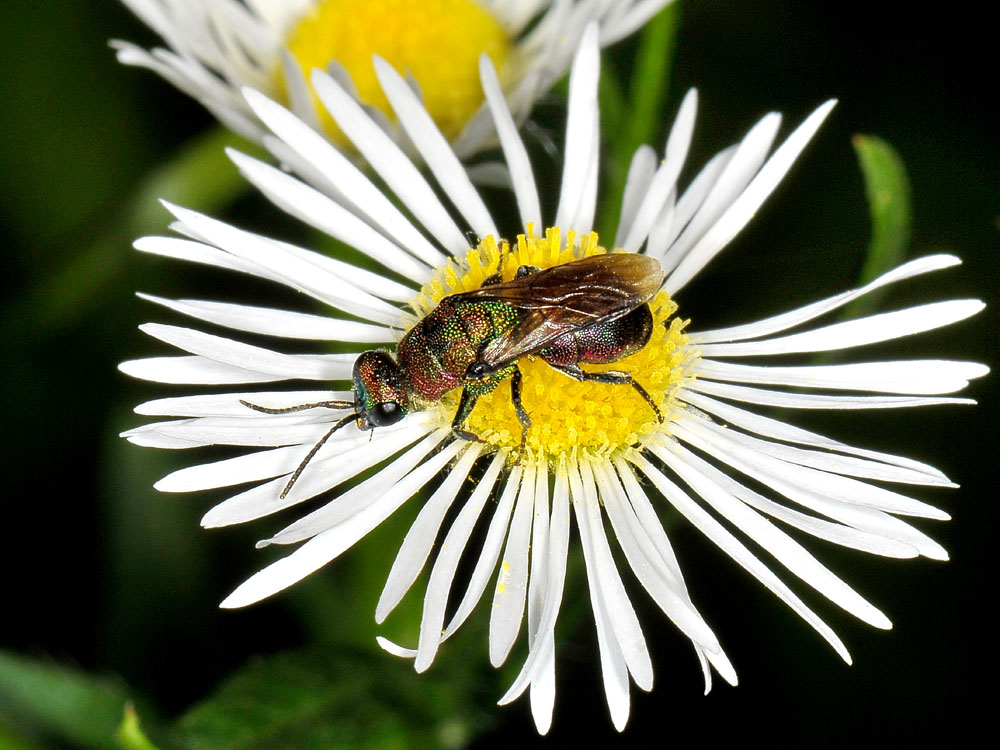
(2, 1, 996, 746)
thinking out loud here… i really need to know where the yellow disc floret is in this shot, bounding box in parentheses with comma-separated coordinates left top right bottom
(283, 0, 511, 141)
(413, 227, 696, 467)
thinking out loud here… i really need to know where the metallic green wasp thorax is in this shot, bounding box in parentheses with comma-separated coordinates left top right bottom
(398, 297, 520, 401)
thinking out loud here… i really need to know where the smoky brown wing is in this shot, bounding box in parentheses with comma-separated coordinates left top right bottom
(454, 253, 665, 369)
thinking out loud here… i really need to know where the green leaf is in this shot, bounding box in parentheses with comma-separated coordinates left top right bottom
(0, 724, 45, 750)
(597, 3, 681, 240)
(0, 649, 143, 750)
(173, 647, 491, 750)
(116, 705, 161, 750)
(844, 135, 913, 319)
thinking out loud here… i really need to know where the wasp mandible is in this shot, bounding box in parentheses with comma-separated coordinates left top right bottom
(243, 253, 666, 498)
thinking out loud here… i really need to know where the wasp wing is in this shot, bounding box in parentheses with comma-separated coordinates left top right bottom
(453, 253, 665, 369)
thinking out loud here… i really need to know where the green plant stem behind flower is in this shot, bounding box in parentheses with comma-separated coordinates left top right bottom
(597, 3, 680, 240)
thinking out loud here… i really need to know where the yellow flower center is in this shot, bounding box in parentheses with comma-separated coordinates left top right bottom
(412, 227, 695, 466)
(282, 0, 512, 141)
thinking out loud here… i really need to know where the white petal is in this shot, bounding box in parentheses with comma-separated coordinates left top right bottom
(653, 145, 736, 268)
(135, 235, 265, 279)
(573, 108, 601, 234)
(376, 452, 506, 660)
(659, 110, 781, 270)
(220, 438, 464, 608)
(615, 145, 658, 248)
(526, 462, 551, 642)
(526, 463, 556, 732)
(687, 378, 976, 411)
(119, 355, 294, 385)
(138, 323, 355, 380)
(480, 55, 541, 230)
(134, 390, 351, 417)
(672, 421, 948, 560)
(138, 294, 395, 343)
(693, 418, 952, 506)
(654, 442, 892, 629)
(271, 236, 418, 305)
(643, 193, 677, 260)
(632, 453, 853, 663)
(376, 445, 483, 622)
(528, 638, 556, 735)
(163, 203, 403, 325)
(680, 389, 953, 486)
(600, 0, 675, 44)
(308, 72, 469, 256)
(155, 445, 302, 493)
(490, 463, 535, 667)
(227, 149, 434, 282)
(437, 465, 525, 644)
(612, 457, 739, 687)
(694, 254, 964, 343)
(658, 443, 918, 559)
(264, 430, 452, 545)
(554, 23, 601, 231)
(570, 461, 632, 731)
(592, 462, 722, 652)
(578, 461, 653, 691)
(696, 358, 990, 395)
(415, 461, 520, 672)
(243, 86, 450, 266)
(278, 49, 319, 130)
(374, 57, 497, 240)
(699, 300, 985, 357)
(200, 420, 433, 526)
(499, 460, 570, 704)
(123, 413, 335, 450)
(621, 88, 698, 253)
(666, 100, 837, 293)
(678, 418, 949, 520)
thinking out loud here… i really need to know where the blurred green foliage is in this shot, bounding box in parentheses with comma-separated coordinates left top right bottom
(0, 650, 155, 749)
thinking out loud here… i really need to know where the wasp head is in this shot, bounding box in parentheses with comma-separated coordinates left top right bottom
(353, 350, 410, 429)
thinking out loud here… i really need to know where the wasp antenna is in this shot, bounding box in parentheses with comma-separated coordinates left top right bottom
(280, 412, 359, 499)
(240, 398, 354, 415)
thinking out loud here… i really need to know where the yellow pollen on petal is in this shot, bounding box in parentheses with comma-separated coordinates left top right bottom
(282, 0, 512, 142)
(413, 227, 698, 468)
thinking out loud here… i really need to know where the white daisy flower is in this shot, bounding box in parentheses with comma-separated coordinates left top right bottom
(120, 26, 986, 733)
(114, 0, 675, 162)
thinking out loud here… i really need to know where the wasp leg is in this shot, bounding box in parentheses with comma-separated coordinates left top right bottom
(546, 363, 663, 423)
(451, 387, 484, 443)
(509, 366, 532, 462)
(240, 399, 353, 415)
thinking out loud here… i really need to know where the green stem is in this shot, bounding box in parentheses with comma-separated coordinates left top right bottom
(597, 3, 681, 241)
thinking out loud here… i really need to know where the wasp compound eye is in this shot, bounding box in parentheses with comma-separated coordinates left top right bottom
(369, 401, 404, 427)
